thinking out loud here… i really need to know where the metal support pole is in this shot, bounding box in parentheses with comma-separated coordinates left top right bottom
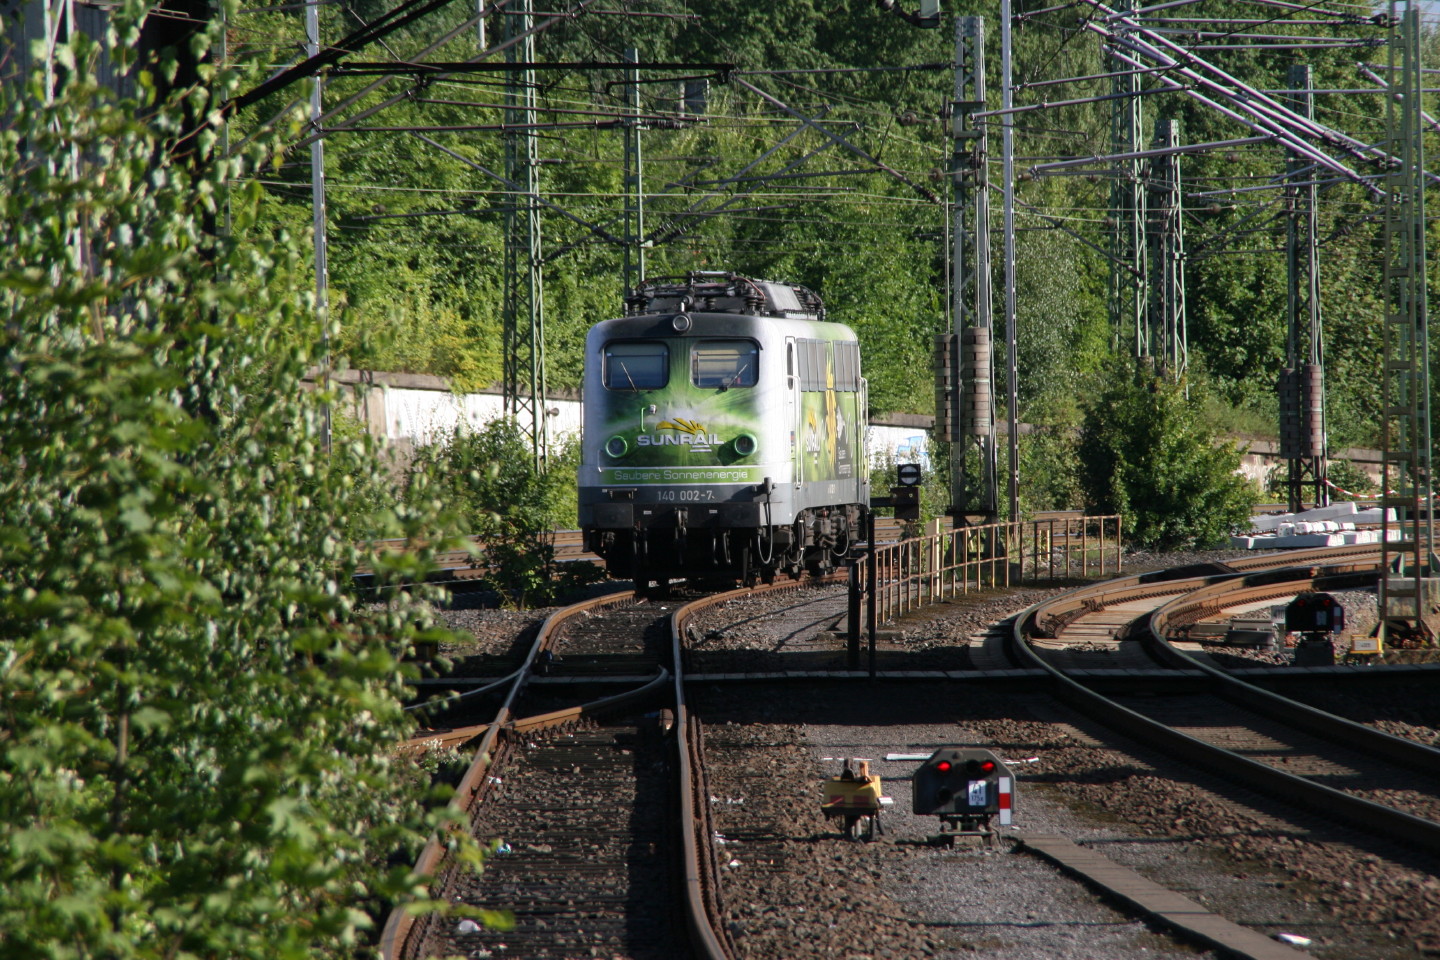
(950, 17, 998, 523)
(1378, 0, 1436, 649)
(306, 0, 331, 453)
(502, 0, 548, 469)
(1108, 0, 1148, 360)
(1001, 0, 1020, 523)
(847, 556, 861, 670)
(1146, 118, 1186, 383)
(866, 512, 877, 679)
(623, 48, 646, 294)
(1283, 64, 1327, 511)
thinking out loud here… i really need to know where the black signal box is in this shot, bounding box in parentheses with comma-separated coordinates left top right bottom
(1285, 592, 1345, 634)
(912, 747, 1013, 819)
(889, 485, 921, 522)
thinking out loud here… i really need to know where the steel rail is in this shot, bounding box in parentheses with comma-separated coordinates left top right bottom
(386, 573, 838, 959)
(380, 589, 637, 960)
(1144, 564, 1440, 774)
(667, 572, 850, 960)
(1025, 544, 1380, 638)
(1010, 548, 1440, 858)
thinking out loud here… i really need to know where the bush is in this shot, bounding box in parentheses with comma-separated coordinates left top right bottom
(1078, 373, 1258, 549)
(1019, 427, 1083, 514)
(1325, 458, 1376, 499)
(407, 422, 603, 607)
(0, 15, 487, 957)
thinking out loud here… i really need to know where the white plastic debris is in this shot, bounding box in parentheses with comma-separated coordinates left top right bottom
(727, 859, 741, 868)
(494, 842, 512, 854)
(456, 919, 482, 934)
(1275, 933, 1313, 946)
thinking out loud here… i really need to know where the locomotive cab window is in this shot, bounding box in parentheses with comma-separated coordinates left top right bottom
(692, 340, 758, 389)
(604, 341, 669, 390)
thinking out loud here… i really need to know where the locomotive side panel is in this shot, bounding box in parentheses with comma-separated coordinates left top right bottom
(790, 331, 868, 513)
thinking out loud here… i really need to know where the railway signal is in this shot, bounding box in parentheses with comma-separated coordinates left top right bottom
(889, 463, 923, 523)
(912, 747, 1013, 845)
(1285, 592, 1345, 666)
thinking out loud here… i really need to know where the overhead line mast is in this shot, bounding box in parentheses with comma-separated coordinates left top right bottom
(1376, 0, 1437, 652)
(944, 16, 998, 524)
(1280, 63, 1328, 514)
(1109, 0, 1149, 362)
(502, 0, 548, 470)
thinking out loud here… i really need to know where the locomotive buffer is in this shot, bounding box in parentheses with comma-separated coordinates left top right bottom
(912, 747, 1014, 846)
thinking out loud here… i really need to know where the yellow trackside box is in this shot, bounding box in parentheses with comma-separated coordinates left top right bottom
(822, 775, 882, 814)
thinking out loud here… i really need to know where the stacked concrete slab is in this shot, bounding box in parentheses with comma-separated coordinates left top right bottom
(1231, 501, 1395, 549)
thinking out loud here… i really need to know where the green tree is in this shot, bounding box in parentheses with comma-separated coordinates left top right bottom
(0, 9, 490, 957)
(407, 421, 601, 607)
(1077, 373, 1258, 549)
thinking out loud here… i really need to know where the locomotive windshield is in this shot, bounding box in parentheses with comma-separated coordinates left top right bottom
(692, 340, 758, 389)
(604, 341, 668, 390)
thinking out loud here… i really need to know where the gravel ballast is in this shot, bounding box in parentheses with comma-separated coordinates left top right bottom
(423, 550, 1440, 959)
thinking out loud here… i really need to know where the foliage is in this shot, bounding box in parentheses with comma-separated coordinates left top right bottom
(406, 421, 602, 607)
(1018, 428, 1084, 514)
(0, 9, 494, 957)
(1077, 372, 1258, 549)
(1324, 458, 1377, 499)
(224, 0, 1425, 465)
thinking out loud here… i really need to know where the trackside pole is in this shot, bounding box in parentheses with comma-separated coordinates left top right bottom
(867, 511, 877, 678)
(847, 559, 861, 670)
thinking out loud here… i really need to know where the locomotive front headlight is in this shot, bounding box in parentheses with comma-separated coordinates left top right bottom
(605, 436, 629, 458)
(733, 433, 757, 457)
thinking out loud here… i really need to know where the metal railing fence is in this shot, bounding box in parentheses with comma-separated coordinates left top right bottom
(861, 515, 1123, 627)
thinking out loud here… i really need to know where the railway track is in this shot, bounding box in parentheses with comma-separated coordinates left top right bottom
(393, 544, 1440, 959)
(386, 577, 848, 960)
(670, 544, 1440, 958)
(1009, 545, 1440, 856)
(428, 719, 681, 960)
(367, 510, 1124, 585)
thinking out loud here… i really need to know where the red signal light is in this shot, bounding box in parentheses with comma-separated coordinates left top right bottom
(979, 760, 996, 774)
(936, 760, 952, 773)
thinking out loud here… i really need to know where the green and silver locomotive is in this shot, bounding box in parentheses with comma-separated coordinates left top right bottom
(579, 273, 870, 587)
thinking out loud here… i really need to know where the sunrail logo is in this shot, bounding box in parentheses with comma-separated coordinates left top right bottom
(639, 418, 721, 453)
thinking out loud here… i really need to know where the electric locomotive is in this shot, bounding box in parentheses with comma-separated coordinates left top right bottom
(578, 273, 869, 587)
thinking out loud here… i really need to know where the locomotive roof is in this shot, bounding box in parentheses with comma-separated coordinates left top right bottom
(622, 272, 824, 322)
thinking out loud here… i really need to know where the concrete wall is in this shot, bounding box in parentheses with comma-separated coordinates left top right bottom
(331, 370, 942, 472)
(327, 370, 1382, 487)
(1234, 437, 1382, 489)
